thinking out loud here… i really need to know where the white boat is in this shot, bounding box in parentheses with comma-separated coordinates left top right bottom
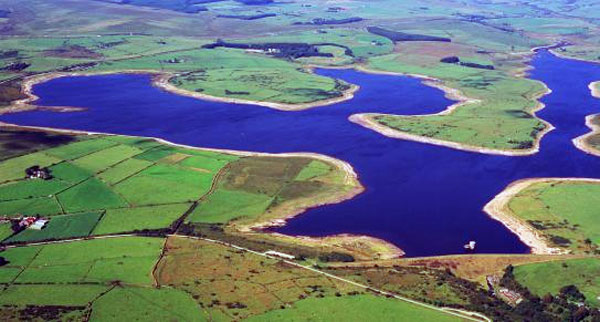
(464, 241, 476, 250)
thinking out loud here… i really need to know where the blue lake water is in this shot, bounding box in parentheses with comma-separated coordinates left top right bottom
(2, 51, 600, 257)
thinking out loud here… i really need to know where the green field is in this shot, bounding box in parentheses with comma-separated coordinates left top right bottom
(0, 236, 207, 320)
(514, 258, 600, 307)
(92, 203, 191, 234)
(0, 131, 358, 251)
(247, 295, 463, 321)
(507, 180, 600, 253)
(89, 287, 207, 321)
(5, 212, 102, 243)
(1, 237, 163, 285)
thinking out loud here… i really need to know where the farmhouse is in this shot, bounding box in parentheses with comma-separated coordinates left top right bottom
(25, 165, 52, 180)
(19, 217, 36, 228)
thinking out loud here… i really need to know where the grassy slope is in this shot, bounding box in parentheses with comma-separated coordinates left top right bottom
(507, 180, 600, 253)
(514, 258, 600, 307)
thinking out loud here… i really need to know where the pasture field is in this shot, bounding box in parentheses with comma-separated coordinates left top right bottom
(0, 179, 70, 201)
(0, 223, 12, 241)
(514, 258, 600, 307)
(97, 157, 153, 185)
(1, 237, 163, 285)
(92, 203, 191, 234)
(89, 287, 207, 322)
(113, 163, 215, 205)
(0, 197, 63, 217)
(506, 180, 600, 253)
(71, 144, 143, 173)
(5, 211, 102, 243)
(187, 188, 273, 224)
(246, 295, 463, 321)
(57, 177, 129, 213)
(0, 284, 111, 306)
(0, 237, 207, 320)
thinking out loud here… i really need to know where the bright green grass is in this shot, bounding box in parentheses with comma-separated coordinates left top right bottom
(0, 223, 13, 242)
(114, 164, 214, 205)
(0, 267, 22, 284)
(187, 188, 273, 224)
(134, 146, 178, 162)
(89, 287, 207, 321)
(92, 203, 190, 234)
(0, 285, 110, 306)
(514, 258, 600, 307)
(97, 158, 153, 185)
(11, 237, 163, 285)
(0, 197, 63, 217)
(246, 295, 462, 321)
(57, 177, 129, 212)
(295, 160, 331, 181)
(508, 181, 600, 251)
(0, 151, 62, 183)
(72, 144, 143, 173)
(0, 179, 70, 201)
(49, 161, 93, 183)
(5, 212, 103, 243)
(0, 245, 40, 267)
(44, 138, 116, 160)
(178, 154, 232, 173)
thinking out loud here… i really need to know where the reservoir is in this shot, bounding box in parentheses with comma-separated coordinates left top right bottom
(3, 51, 600, 257)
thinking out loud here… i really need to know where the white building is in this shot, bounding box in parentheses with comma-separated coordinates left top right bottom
(264, 250, 295, 260)
(29, 219, 48, 230)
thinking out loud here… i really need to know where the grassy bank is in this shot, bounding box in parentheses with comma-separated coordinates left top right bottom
(353, 48, 550, 153)
(514, 258, 600, 308)
(487, 178, 600, 254)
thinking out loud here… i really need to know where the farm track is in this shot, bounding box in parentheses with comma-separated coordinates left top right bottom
(3, 233, 491, 322)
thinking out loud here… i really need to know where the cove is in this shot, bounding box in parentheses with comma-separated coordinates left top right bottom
(3, 51, 600, 257)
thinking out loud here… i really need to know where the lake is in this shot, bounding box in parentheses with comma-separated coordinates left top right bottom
(3, 50, 600, 256)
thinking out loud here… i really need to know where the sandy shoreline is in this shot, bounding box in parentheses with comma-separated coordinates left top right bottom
(0, 121, 403, 259)
(2, 69, 360, 115)
(572, 81, 600, 157)
(348, 64, 554, 156)
(483, 177, 600, 255)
